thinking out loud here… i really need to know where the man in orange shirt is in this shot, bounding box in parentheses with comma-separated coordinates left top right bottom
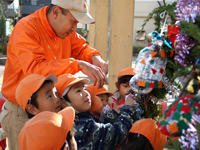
(0, 0, 108, 149)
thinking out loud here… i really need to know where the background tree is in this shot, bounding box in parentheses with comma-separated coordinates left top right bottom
(0, 7, 6, 38)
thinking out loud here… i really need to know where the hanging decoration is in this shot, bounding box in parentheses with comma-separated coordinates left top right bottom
(156, 94, 200, 137)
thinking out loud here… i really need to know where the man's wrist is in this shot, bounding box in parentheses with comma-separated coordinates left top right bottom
(91, 55, 101, 63)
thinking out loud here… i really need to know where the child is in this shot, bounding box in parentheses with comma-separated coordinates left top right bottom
(15, 74, 61, 118)
(85, 87, 103, 122)
(55, 73, 141, 150)
(86, 84, 113, 122)
(112, 67, 136, 106)
(87, 84, 113, 108)
(18, 107, 77, 150)
(122, 118, 167, 150)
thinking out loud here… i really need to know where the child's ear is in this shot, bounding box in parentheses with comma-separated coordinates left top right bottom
(26, 104, 40, 116)
(115, 82, 119, 90)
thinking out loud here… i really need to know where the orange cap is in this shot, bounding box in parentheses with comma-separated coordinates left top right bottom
(118, 67, 136, 79)
(18, 107, 75, 150)
(15, 74, 58, 110)
(129, 118, 167, 150)
(85, 87, 103, 112)
(86, 84, 113, 97)
(55, 74, 90, 98)
(55, 74, 102, 112)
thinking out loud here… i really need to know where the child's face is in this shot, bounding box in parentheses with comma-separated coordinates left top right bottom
(97, 93, 109, 108)
(119, 82, 131, 100)
(35, 82, 61, 113)
(67, 82, 91, 113)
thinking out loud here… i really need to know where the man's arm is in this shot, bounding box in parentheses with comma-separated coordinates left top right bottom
(70, 32, 108, 88)
(13, 24, 107, 88)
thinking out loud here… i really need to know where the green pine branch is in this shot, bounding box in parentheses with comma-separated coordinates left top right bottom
(164, 138, 182, 150)
(140, 2, 177, 34)
(180, 19, 200, 44)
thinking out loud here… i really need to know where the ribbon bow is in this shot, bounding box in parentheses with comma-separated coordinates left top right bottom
(152, 31, 172, 49)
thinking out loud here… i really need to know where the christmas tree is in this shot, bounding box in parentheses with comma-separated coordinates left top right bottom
(139, 0, 200, 149)
(129, 1, 179, 119)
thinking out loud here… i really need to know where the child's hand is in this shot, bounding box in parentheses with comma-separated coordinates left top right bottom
(110, 103, 123, 114)
(125, 94, 136, 106)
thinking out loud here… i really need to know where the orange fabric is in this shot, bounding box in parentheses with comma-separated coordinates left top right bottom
(168, 124, 179, 133)
(138, 81, 146, 87)
(18, 107, 75, 150)
(2, 6, 101, 105)
(15, 74, 58, 110)
(55, 74, 101, 112)
(86, 84, 113, 97)
(55, 74, 89, 98)
(130, 118, 167, 150)
(151, 51, 157, 57)
(159, 81, 163, 88)
(118, 67, 136, 79)
(160, 50, 166, 57)
(140, 59, 146, 65)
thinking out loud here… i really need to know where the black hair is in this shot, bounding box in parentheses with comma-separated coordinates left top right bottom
(118, 75, 133, 85)
(114, 75, 133, 94)
(62, 92, 71, 103)
(25, 80, 53, 119)
(60, 123, 75, 150)
(47, 4, 69, 15)
(122, 133, 154, 150)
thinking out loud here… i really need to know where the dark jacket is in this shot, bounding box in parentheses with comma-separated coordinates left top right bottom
(74, 105, 141, 150)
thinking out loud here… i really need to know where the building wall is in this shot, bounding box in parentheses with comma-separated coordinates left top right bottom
(133, 0, 176, 47)
(20, 0, 50, 17)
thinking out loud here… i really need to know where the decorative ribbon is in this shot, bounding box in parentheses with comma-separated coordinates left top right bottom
(152, 31, 173, 49)
(156, 95, 200, 137)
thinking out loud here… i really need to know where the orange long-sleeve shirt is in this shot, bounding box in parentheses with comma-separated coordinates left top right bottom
(2, 6, 101, 105)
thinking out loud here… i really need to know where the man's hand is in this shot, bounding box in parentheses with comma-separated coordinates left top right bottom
(91, 55, 108, 75)
(78, 60, 108, 88)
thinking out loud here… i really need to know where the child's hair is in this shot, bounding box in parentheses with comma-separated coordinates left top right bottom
(122, 133, 154, 150)
(125, 118, 167, 150)
(25, 80, 53, 118)
(114, 75, 133, 93)
(62, 93, 71, 102)
(118, 75, 133, 85)
(60, 123, 75, 150)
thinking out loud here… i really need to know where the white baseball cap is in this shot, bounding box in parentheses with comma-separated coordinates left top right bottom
(51, 0, 95, 24)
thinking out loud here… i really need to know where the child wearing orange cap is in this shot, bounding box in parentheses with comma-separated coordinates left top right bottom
(112, 67, 136, 106)
(86, 84, 114, 122)
(15, 74, 77, 150)
(87, 84, 113, 108)
(18, 107, 77, 150)
(122, 118, 167, 150)
(15, 74, 61, 119)
(55, 73, 142, 150)
(1, 74, 63, 150)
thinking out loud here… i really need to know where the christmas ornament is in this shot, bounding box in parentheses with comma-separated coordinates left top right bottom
(129, 31, 170, 94)
(167, 24, 180, 49)
(174, 0, 200, 23)
(174, 33, 195, 67)
(156, 95, 200, 137)
(179, 120, 199, 150)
